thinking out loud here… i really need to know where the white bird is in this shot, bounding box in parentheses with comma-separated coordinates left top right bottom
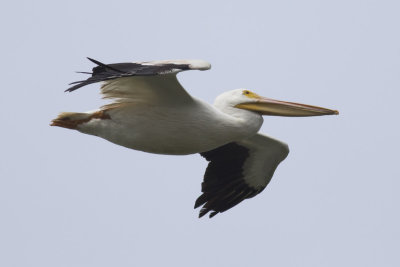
(51, 58, 338, 218)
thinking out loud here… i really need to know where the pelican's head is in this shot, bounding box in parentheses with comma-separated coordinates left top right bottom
(215, 89, 338, 117)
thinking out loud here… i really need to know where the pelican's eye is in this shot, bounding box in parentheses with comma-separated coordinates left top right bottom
(242, 90, 260, 99)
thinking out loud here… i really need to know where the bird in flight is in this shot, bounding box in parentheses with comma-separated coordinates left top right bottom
(51, 58, 338, 218)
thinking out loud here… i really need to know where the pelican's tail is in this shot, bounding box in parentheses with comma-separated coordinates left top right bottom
(50, 111, 110, 130)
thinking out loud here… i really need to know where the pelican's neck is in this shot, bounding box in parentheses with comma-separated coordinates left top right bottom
(213, 99, 264, 135)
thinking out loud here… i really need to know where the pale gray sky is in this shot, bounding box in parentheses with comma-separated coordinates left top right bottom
(1, 0, 399, 266)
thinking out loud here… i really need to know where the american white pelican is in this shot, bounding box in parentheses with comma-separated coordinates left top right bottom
(51, 58, 338, 218)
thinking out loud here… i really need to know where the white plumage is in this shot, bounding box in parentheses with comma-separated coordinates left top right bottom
(51, 58, 338, 218)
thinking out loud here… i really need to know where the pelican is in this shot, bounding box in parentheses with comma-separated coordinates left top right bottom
(51, 58, 338, 218)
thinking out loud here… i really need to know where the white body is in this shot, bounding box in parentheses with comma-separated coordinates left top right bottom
(78, 96, 263, 155)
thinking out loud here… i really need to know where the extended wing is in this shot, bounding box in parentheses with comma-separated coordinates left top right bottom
(195, 134, 289, 218)
(65, 58, 211, 106)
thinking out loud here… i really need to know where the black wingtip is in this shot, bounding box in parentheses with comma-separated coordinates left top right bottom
(87, 57, 104, 66)
(209, 211, 218, 218)
(64, 81, 89, 92)
(68, 80, 86, 85)
(194, 194, 207, 209)
(76, 71, 93, 74)
(87, 57, 127, 74)
(198, 210, 207, 218)
(197, 207, 219, 218)
(86, 57, 99, 66)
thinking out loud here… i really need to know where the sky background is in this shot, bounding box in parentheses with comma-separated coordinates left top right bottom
(1, 0, 400, 266)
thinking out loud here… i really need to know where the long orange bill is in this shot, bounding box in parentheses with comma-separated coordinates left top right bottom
(236, 97, 339, 117)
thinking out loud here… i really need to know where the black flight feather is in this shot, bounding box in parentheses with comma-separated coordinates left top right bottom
(196, 142, 262, 218)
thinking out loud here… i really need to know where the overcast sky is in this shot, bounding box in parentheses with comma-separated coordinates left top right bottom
(1, 0, 399, 266)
